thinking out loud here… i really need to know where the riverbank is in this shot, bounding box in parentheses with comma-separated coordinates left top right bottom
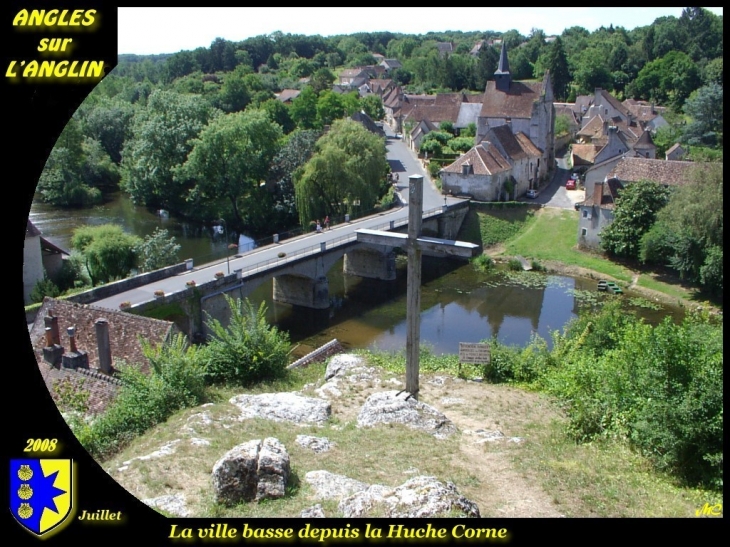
(474, 207, 720, 314)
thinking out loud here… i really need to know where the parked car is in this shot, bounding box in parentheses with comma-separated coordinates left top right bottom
(526, 189, 538, 199)
(566, 178, 576, 190)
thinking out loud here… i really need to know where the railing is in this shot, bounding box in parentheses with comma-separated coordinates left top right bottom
(229, 206, 446, 280)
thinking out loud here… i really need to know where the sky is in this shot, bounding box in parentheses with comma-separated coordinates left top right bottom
(118, 7, 724, 56)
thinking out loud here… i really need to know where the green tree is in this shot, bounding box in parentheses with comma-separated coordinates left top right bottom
(289, 86, 319, 130)
(82, 98, 135, 164)
(218, 67, 251, 113)
(640, 164, 723, 295)
(294, 119, 387, 225)
(600, 180, 670, 259)
(121, 90, 217, 211)
(682, 83, 723, 147)
(474, 43, 499, 90)
(71, 224, 142, 285)
(178, 109, 282, 233)
(535, 36, 571, 101)
(360, 94, 385, 121)
(135, 228, 181, 272)
(202, 296, 290, 386)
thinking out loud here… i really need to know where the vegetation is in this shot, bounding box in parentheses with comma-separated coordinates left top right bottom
(459, 205, 537, 248)
(601, 180, 671, 259)
(135, 228, 181, 272)
(71, 334, 207, 460)
(71, 224, 142, 285)
(294, 119, 388, 226)
(202, 296, 291, 387)
(640, 164, 723, 297)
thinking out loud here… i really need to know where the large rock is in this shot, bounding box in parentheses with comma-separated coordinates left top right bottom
(211, 438, 290, 505)
(325, 354, 367, 380)
(339, 476, 480, 518)
(305, 470, 370, 500)
(142, 494, 190, 517)
(229, 392, 331, 425)
(357, 391, 457, 438)
(296, 435, 334, 453)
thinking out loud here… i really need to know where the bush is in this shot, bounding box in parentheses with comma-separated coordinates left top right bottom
(202, 296, 290, 386)
(507, 258, 523, 271)
(74, 334, 206, 460)
(30, 275, 61, 303)
(471, 254, 494, 273)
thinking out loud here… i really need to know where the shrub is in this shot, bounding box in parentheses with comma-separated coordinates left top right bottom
(471, 254, 494, 273)
(531, 260, 546, 272)
(30, 275, 61, 303)
(74, 334, 206, 460)
(507, 258, 523, 271)
(202, 296, 290, 386)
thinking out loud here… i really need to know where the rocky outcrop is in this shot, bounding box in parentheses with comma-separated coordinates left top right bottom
(142, 494, 190, 517)
(229, 392, 331, 425)
(339, 476, 480, 518)
(357, 391, 457, 438)
(305, 470, 369, 500)
(325, 354, 368, 380)
(300, 504, 326, 518)
(211, 438, 290, 505)
(296, 435, 334, 453)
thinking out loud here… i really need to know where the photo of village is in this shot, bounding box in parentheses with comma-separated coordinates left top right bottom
(23, 7, 722, 520)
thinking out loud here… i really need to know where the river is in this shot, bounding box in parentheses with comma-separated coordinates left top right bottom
(28, 192, 683, 358)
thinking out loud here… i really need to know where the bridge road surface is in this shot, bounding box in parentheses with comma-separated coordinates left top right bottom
(92, 126, 465, 311)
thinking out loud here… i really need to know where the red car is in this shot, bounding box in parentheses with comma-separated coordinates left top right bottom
(566, 178, 576, 190)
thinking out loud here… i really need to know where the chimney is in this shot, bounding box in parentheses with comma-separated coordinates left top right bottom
(62, 326, 89, 370)
(44, 312, 61, 346)
(42, 324, 64, 368)
(95, 318, 112, 374)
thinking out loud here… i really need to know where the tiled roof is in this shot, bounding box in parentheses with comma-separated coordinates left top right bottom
(489, 125, 540, 161)
(665, 143, 684, 155)
(402, 103, 461, 125)
(607, 158, 720, 187)
(583, 179, 623, 209)
(410, 119, 438, 138)
(40, 236, 70, 255)
(595, 88, 631, 118)
(480, 80, 543, 119)
(455, 103, 482, 128)
(276, 89, 301, 102)
(26, 219, 42, 238)
(632, 130, 655, 149)
(31, 298, 176, 416)
(369, 78, 393, 94)
(574, 95, 594, 114)
(441, 142, 511, 176)
(381, 59, 402, 69)
(577, 115, 605, 140)
(571, 144, 601, 165)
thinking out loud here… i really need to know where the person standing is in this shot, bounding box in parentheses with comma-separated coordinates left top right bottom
(316, 220, 322, 233)
(324, 216, 330, 231)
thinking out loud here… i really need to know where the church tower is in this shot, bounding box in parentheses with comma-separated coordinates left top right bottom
(494, 42, 511, 92)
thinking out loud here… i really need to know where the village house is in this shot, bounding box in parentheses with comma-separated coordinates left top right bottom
(665, 143, 686, 161)
(440, 125, 542, 201)
(275, 89, 301, 103)
(435, 42, 454, 58)
(338, 67, 370, 89)
(577, 157, 722, 249)
(379, 58, 402, 73)
(30, 297, 178, 416)
(24, 219, 70, 306)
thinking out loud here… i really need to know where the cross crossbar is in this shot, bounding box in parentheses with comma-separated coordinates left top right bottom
(355, 229, 479, 258)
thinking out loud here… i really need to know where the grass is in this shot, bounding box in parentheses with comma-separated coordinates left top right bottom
(636, 274, 695, 301)
(459, 205, 537, 247)
(512, 419, 721, 518)
(499, 208, 634, 283)
(98, 351, 719, 519)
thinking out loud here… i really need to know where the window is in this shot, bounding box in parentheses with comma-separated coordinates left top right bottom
(581, 228, 587, 236)
(582, 210, 588, 218)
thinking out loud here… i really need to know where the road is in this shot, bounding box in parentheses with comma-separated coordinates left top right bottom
(92, 126, 457, 311)
(524, 150, 584, 209)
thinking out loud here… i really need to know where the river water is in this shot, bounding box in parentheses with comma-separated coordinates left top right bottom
(28, 192, 682, 358)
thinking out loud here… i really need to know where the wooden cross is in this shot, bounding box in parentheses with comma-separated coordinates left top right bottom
(356, 174, 479, 399)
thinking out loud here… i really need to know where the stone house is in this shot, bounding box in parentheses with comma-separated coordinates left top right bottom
(665, 143, 686, 161)
(408, 119, 439, 152)
(577, 158, 721, 249)
(338, 68, 370, 89)
(24, 220, 70, 305)
(379, 59, 402, 73)
(577, 178, 623, 249)
(30, 297, 178, 416)
(622, 99, 668, 132)
(440, 125, 541, 200)
(275, 89, 301, 103)
(435, 42, 454, 58)
(476, 42, 555, 181)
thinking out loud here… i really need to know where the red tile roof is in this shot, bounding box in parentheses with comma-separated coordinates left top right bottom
(441, 142, 511, 176)
(583, 179, 623, 210)
(480, 80, 543, 119)
(607, 158, 720, 186)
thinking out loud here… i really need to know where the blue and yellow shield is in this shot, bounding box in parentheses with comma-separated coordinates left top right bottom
(10, 459, 73, 536)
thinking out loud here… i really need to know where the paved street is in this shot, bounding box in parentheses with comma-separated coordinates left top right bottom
(524, 150, 584, 209)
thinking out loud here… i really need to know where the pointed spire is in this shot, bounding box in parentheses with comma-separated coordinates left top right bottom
(496, 41, 510, 75)
(494, 42, 511, 92)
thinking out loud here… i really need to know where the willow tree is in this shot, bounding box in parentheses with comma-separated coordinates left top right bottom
(293, 119, 387, 226)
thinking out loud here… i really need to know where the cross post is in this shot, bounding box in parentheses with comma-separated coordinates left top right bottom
(355, 174, 479, 400)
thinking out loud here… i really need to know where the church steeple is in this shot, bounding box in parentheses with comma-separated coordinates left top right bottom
(494, 41, 511, 92)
